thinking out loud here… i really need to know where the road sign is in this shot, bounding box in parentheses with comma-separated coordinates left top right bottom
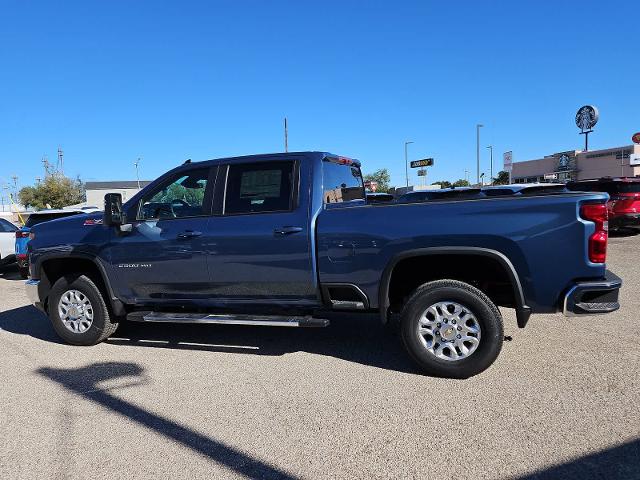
(544, 173, 558, 180)
(632, 132, 640, 145)
(417, 169, 427, 177)
(410, 158, 434, 168)
(503, 151, 513, 172)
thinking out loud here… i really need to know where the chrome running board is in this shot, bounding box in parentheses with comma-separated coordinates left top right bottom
(127, 311, 329, 327)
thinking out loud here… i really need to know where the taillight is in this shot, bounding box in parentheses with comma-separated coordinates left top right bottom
(581, 203, 608, 263)
(15, 230, 29, 239)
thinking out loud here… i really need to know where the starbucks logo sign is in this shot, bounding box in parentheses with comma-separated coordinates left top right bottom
(575, 105, 599, 131)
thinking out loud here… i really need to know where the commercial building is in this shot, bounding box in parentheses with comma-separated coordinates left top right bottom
(84, 180, 151, 207)
(511, 144, 640, 183)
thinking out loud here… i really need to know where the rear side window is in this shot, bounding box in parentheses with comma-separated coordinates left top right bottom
(224, 161, 294, 215)
(25, 212, 79, 227)
(323, 162, 364, 204)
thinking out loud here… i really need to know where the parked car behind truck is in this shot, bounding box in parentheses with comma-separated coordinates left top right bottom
(567, 177, 640, 230)
(25, 152, 622, 378)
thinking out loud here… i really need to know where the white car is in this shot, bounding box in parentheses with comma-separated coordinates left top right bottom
(0, 217, 18, 266)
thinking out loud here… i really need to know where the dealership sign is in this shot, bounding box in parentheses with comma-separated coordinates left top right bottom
(503, 151, 513, 172)
(410, 158, 434, 168)
(632, 132, 640, 145)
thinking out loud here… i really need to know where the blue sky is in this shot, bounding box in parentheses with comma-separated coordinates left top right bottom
(1, 0, 638, 190)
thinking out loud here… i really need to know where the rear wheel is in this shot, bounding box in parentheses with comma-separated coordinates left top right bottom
(400, 279, 503, 378)
(49, 274, 118, 345)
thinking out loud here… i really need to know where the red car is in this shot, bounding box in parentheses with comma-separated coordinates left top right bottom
(567, 177, 640, 230)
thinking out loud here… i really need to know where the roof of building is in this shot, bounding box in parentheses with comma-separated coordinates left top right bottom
(85, 181, 152, 190)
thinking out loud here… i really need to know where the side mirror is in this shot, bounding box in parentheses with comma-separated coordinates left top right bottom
(103, 193, 124, 226)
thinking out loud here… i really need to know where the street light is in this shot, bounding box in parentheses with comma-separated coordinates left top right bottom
(476, 124, 484, 185)
(486, 145, 493, 185)
(134, 158, 141, 190)
(404, 141, 414, 188)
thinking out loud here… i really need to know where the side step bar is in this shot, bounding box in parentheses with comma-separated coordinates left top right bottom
(127, 311, 330, 328)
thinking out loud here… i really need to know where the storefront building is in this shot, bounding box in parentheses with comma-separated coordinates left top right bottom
(511, 144, 640, 183)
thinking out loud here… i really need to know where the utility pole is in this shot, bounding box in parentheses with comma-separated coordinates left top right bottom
(404, 141, 414, 188)
(486, 145, 493, 184)
(476, 124, 483, 185)
(57, 147, 64, 175)
(134, 158, 141, 189)
(284, 117, 288, 153)
(42, 155, 51, 177)
(11, 175, 18, 199)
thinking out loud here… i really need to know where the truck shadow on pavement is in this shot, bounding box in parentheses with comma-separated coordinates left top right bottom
(515, 437, 639, 480)
(37, 361, 299, 480)
(0, 306, 418, 374)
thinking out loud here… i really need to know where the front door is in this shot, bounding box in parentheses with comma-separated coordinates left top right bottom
(107, 166, 216, 305)
(206, 159, 318, 307)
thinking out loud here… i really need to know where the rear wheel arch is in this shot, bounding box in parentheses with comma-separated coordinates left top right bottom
(379, 247, 529, 326)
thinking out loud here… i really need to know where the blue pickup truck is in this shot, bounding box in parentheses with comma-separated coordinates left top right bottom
(25, 152, 621, 378)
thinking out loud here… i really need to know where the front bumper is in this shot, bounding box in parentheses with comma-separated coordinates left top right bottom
(25, 279, 44, 312)
(563, 270, 621, 316)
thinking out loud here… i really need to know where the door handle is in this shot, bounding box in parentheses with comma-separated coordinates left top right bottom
(177, 230, 202, 239)
(274, 226, 303, 236)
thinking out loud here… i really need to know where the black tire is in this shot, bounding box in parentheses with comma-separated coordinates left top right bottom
(48, 274, 119, 345)
(400, 279, 503, 379)
(19, 267, 29, 279)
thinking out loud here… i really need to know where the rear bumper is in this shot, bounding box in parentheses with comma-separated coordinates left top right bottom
(16, 254, 28, 268)
(610, 213, 640, 229)
(563, 270, 622, 316)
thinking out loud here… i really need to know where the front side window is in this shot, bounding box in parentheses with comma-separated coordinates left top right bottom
(224, 161, 294, 215)
(323, 162, 364, 204)
(139, 168, 209, 220)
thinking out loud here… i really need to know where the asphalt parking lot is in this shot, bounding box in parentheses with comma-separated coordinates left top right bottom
(0, 236, 638, 480)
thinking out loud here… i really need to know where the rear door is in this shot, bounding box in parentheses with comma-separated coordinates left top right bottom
(107, 166, 217, 304)
(206, 158, 318, 306)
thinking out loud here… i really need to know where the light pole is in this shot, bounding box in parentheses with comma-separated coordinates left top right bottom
(134, 158, 141, 189)
(486, 145, 493, 185)
(476, 124, 483, 185)
(404, 141, 414, 188)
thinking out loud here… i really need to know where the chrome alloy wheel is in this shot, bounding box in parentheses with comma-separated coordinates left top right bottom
(417, 301, 481, 361)
(58, 289, 94, 334)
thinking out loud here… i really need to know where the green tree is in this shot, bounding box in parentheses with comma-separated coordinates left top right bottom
(432, 180, 452, 188)
(19, 175, 85, 209)
(492, 171, 510, 185)
(452, 179, 471, 187)
(363, 168, 391, 193)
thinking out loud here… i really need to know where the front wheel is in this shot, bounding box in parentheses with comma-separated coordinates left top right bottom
(19, 266, 29, 279)
(49, 274, 119, 345)
(400, 279, 504, 379)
